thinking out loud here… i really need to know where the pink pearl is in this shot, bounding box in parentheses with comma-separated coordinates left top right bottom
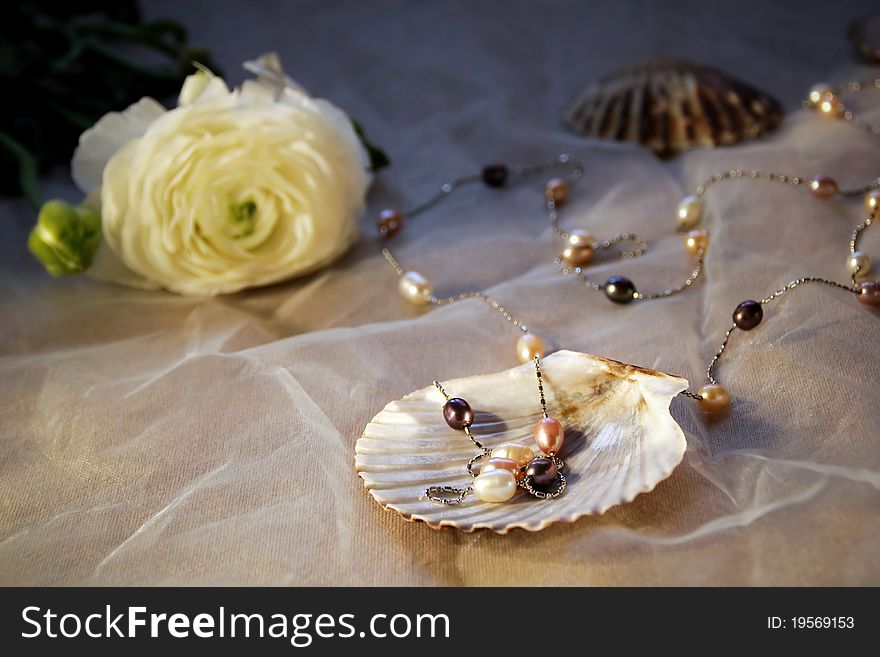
(857, 281, 880, 306)
(808, 175, 838, 198)
(534, 417, 564, 455)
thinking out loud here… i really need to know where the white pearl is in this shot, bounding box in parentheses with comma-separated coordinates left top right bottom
(807, 83, 833, 106)
(847, 251, 871, 279)
(398, 271, 432, 305)
(472, 469, 517, 503)
(676, 195, 704, 230)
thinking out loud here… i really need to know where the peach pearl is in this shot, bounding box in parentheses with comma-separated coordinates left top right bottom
(516, 332, 544, 364)
(866, 189, 880, 213)
(491, 442, 535, 467)
(545, 178, 568, 206)
(398, 271, 432, 305)
(698, 384, 731, 413)
(807, 83, 833, 106)
(481, 457, 524, 481)
(534, 417, 564, 455)
(684, 228, 709, 256)
(561, 230, 595, 267)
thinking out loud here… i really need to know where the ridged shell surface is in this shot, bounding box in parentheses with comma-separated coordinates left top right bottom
(562, 59, 783, 157)
(355, 350, 688, 533)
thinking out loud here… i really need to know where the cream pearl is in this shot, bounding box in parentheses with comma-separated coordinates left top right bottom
(698, 384, 731, 413)
(807, 83, 833, 106)
(516, 332, 544, 364)
(472, 469, 517, 503)
(561, 230, 595, 267)
(676, 195, 704, 230)
(847, 251, 872, 279)
(866, 189, 880, 213)
(684, 228, 710, 256)
(491, 442, 535, 467)
(398, 271, 432, 305)
(534, 417, 564, 455)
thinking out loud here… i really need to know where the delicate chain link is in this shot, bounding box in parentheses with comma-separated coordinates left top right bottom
(534, 355, 548, 419)
(695, 168, 880, 199)
(637, 252, 705, 301)
(834, 78, 880, 138)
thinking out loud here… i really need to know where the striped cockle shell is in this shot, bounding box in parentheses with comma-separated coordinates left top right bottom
(562, 59, 783, 157)
(355, 350, 688, 533)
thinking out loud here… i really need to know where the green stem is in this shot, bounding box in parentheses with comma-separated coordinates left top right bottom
(0, 131, 42, 210)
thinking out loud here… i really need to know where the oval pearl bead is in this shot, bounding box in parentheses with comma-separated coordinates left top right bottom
(807, 83, 833, 106)
(398, 271, 432, 305)
(491, 442, 535, 467)
(676, 195, 704, 230)
(516, 332, 544, 364)
(732, 300, 763, 330)
(847, 251, 871, 279)
(809, 175, 838, 198)
(604, 276, 637, 304)
(857, 281, 880, 306)
(698, 384, 731, 413)
(684, 228, 709, 256)
(866, 189, 880, 212)
(443, 397, 473, 430)
(525, 457, 558, 487)
(472, 469, 517, 503)
(482, 164, 508, 188)
(377, 208, 403, 238)
(534, 417, 564, 455)
(545, 178, 568, 206)
(561, 230, 595, 267)
(481, 457, 523, 481)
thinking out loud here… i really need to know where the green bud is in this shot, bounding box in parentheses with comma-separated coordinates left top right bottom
(28, 200, 102, 276)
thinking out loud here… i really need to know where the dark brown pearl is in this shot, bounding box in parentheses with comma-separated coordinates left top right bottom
(733, 300, 763, 330)
(525, 457, 558, 487)
(482, 164, 508, 188)
(604, 276, 637, 304)
(442, 397, 473, 430)
(857, 281, 880, 306)
(377, 209, 403, 238)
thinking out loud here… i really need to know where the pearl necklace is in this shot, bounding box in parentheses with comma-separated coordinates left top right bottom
(377, 85, 880, 414)
(426, 356, 567, 505)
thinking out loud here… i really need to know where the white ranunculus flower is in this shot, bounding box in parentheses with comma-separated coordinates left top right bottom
(70, 53, 370, 295)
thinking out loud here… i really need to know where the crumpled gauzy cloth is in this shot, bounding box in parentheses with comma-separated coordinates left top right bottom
(2, 0, 880, 585)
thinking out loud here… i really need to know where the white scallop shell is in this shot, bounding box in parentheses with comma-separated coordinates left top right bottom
(356, 350, 688, 533)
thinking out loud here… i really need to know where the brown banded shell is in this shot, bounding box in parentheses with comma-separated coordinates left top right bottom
(355, 350, 688, 533)
(562, 59, 783, 158)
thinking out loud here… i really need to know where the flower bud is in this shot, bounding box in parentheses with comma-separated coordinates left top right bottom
(28, 200, 101, 276)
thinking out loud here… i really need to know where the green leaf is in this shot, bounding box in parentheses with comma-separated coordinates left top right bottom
(351, 118, 390, 172)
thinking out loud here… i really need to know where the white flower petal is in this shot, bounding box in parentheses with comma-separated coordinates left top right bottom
(71, 97, 166, 194)
(243, 51, 308, 97)
(179, 72, 230, 106)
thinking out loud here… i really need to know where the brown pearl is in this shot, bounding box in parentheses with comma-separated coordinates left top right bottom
(857, 281, 880, 306)
(525, 457, 558, 487)
(732, 300, 763, 330)
(534, 417, 564, 455)
(684, 228, 709, 256)
(561, 230, 595, 267)
(481, 457, 524, 481)
(377, 209, 403, 238)
(516, 332, 544, 364)
(809, 176, 838, 198)
(698, 384, 731, 413)
(866, 189, 880, 213)
(545, 178, 568, 206)
(442, 397, 473, 430)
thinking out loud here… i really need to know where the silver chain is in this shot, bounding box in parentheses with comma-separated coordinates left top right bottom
(695, 168, 880, 199)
